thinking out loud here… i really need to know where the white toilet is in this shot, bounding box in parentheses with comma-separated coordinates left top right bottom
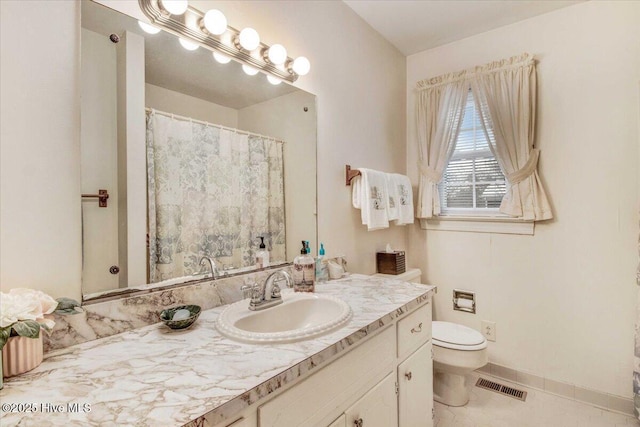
(372, 269, 489, 406)
(432, 321, 488, 406)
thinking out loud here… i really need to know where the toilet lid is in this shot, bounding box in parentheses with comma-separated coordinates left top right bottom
(432, 321, 486, 347)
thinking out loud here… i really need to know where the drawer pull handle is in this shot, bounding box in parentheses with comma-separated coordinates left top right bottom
(354, 418, 363, 427)
(410, 322, 423, 334)
(405, 371, 412, 381)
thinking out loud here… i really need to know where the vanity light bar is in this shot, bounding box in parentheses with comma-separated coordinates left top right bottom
(138, 0, 309, 83)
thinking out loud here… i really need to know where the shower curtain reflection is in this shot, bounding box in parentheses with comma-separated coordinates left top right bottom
(146, 110, 286, 283)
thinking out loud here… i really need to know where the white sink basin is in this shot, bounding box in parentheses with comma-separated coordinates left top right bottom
(215, 292, 352, 344)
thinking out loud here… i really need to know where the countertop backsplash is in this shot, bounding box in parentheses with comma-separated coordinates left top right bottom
(46, 266, 293, 352)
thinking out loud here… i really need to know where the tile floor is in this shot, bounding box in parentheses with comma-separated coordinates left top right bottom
(434, 373, 638, 427)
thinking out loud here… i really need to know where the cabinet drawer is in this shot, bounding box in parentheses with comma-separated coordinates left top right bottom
(259, 326, 395, 427)
(397, 301, 431, 360)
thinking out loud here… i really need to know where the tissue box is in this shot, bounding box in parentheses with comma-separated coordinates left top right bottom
(376, 251, 406, 275)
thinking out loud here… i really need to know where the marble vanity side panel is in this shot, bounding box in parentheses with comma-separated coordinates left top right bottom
(46, 267, 292, 352)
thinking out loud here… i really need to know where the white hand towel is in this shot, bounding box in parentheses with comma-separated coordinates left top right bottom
(359, 168, 389, 230)
(386, 173, 399, 221)
(351, 174, 368, 226)
(392, 174, 414, 225)
(352, 175, 362, 209)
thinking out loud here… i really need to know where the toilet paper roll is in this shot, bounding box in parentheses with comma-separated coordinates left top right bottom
(455, 298, 474, 310)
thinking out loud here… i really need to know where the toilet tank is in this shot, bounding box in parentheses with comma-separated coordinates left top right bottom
(372, 268, 422, 283)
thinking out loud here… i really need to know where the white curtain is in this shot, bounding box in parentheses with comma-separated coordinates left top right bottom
(470, 53, 552, 220)
(146, 111, 286, 283)
(416, 78, 469, 218)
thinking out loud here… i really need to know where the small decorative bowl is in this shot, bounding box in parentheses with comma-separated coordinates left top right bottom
(160, 305, 201, 330)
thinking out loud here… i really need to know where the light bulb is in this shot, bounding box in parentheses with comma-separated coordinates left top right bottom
(213, 51, 231, 64)
(267, 75, 282, 85)
(267, 44, 287, 65)
(159, 0, 188, 15)
(242, 65, 259, 76)
(220, 32, 232, 46)
(292, 56, 311, 76)
(138, 21, 161, 34)
(238, 28, 260, 51)
(179, 38, 199, 51)
(203, 9, 227, 35)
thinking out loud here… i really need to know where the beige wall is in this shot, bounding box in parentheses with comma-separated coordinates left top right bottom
(116, 31, 147, 289)
(145, 84, 239, 128)
(1, 0, 406, 299)
(81, 28, 119, 294)
(407, 1, 640, 397)
(238, 91, 318, 261)
(1, 1, 82, 300)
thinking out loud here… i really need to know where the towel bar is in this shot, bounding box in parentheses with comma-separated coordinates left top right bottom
(82, 189, 109, 207)
(345, 164, 361, 186)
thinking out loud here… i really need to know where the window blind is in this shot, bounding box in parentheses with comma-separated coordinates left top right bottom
(438, 90, 506, 215)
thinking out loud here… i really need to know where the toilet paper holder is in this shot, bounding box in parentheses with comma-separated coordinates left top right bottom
(453, 289, 476, 314)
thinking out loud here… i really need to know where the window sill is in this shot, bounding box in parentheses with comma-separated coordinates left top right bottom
(420, 216, 534, 235)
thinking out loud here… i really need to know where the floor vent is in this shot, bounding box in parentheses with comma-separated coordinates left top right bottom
(476, 378, 527, 401)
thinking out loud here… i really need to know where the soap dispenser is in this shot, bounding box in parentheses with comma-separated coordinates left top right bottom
(316, 243, 328, 284)
(293, 240, 315, 292)
(256, 236, 269, 268)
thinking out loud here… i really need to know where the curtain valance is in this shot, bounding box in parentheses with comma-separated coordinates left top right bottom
(416, 53, 535, 91)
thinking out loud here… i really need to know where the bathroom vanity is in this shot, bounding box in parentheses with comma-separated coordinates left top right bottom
(228, 282, 434, 427)
(0, 275, 435, 427)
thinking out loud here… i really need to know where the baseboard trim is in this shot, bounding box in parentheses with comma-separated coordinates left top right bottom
(476, 362, 635, 417)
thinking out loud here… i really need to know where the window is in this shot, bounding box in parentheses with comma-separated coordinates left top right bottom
(438, 90, 506, 216)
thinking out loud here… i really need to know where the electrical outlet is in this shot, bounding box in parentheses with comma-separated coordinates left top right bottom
(481, 320, 496, 342)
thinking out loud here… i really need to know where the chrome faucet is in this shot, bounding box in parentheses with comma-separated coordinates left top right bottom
(248, 270, 293, 311)
(199, 256, 219, 279)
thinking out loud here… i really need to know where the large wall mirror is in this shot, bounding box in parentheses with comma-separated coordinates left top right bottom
(81, 1, 317, 301)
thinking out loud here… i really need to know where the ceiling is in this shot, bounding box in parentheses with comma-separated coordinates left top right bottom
(343, 0, 583, 56)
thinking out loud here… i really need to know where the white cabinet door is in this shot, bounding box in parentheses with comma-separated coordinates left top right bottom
(398, 342, 433, 427)
(327, 414, 346, 427)
(344, 373, 398, 427)
(225, 418, 249, 427)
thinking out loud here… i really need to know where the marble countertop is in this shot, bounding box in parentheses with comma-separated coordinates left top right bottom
(0, 274, 435, 427)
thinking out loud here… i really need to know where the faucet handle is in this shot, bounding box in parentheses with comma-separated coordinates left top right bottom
(241, 283, 256, 300)
(271, 283, 281, 299)
(250, 287, 262, 305)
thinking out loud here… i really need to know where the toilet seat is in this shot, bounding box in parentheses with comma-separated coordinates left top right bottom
(433, 321, 487, 351)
